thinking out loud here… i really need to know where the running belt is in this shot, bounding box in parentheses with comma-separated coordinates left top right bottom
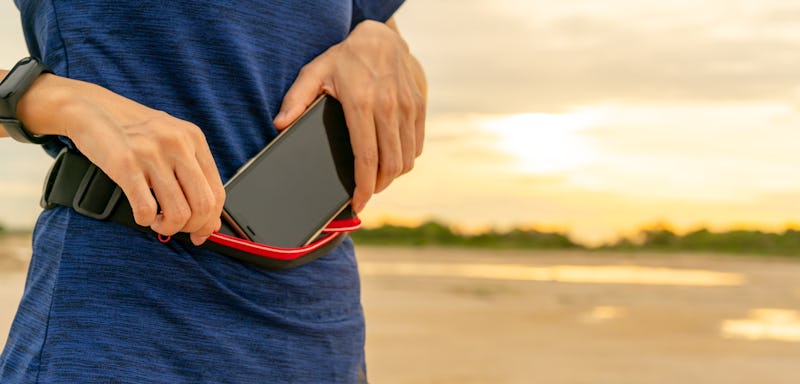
(40, 149, 361, 270)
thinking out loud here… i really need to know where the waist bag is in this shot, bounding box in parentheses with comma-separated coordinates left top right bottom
(40, 149, 361, 270)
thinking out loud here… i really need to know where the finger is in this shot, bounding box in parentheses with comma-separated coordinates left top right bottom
(117, 168, 158, 227)
(414, 91, 426, 157)
(182, 124, 225, 242)
(402, 58, 427, 157)
(190, 217, 221, 246)
(149, 169, 192, 236)
(398, 91, 417, 175)
(341, 98, 378, 213)
(96, 143, 158, 227)
(175, 159, 217, 234)
(274, 60, 328, 130)
(193, 134, 226, 217)
(374, 104, 404, 193)
(403, 67, 426, 158)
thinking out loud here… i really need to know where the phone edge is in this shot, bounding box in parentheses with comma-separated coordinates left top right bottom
(221, 94, 342, 248)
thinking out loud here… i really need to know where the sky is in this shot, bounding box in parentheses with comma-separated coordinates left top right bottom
(1, 1, 800, 244)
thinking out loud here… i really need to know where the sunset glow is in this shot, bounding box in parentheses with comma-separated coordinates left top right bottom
(480, 112, 598, 174)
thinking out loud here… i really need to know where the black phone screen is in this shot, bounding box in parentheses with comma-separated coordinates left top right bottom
(221, 96, 355, 248)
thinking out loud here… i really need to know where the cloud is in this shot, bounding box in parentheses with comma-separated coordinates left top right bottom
(396, 0, 800, 114)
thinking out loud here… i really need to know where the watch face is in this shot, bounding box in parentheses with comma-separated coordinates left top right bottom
(1, 59, 31, 115)
(0, 78, 17, 117)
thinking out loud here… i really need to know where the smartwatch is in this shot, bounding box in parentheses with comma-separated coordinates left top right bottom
(0, 57, 54, 144)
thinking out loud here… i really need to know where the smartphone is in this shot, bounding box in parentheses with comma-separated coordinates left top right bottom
(220, 95, 355, 248)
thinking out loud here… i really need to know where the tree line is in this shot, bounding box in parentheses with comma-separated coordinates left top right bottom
(350, 221, 800, 256)
(4, 219, 799, 256)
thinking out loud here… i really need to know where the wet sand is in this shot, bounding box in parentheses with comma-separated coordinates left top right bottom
(3, 242, 800, 383)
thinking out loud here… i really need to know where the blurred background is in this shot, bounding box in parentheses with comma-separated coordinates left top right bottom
(2, 1, 800, 383)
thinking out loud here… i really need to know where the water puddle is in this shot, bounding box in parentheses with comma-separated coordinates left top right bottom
(359, 262, 745, 287)
(721, 309, 800, 343)
(581, 306, 626, 323)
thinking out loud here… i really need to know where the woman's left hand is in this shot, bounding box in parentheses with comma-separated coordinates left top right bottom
(273, 18, 427, 213)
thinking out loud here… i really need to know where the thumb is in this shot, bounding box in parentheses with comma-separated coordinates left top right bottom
(274, 63, 328, 130)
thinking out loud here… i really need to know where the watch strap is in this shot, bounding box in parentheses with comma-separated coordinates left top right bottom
(0, 57, 54, 144)
(2, 117, 53, 144)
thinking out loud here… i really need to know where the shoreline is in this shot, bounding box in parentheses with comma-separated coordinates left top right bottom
(3, 246, 800, 383)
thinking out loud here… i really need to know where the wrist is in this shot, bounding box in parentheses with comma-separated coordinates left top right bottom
(16, 73, 76, 138)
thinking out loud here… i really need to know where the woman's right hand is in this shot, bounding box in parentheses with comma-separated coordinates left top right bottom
(13, 73, 225, 245)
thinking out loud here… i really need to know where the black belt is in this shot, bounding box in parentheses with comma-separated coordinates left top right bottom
(42, 149, 132, 224)
(40, 149, 348, 270)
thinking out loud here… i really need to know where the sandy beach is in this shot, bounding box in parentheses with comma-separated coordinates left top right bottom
(2, 239, 800, 383)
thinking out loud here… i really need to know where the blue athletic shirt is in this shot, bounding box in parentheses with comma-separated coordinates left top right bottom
(0, 1, 403, 383)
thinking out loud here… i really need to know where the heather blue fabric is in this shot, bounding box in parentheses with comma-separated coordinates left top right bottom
(1, 1, 403, 383)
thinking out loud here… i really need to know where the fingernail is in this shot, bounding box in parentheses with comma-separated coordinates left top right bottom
(192, 236, 208, 246)
(275, 110, 287, 122)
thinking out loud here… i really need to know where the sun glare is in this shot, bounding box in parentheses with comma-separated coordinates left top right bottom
(481, 112, 598, 174)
